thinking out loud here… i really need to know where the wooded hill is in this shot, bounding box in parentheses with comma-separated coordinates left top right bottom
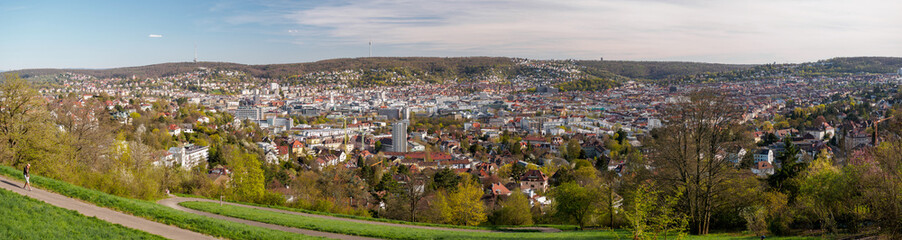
(575, 60, 754, 80)
(812, 57, 902, 74)
(690, 57, 902, 82)
(9, 56, 900, 85)
(10, 57, 754, 81)
(10, 57, 517, 80)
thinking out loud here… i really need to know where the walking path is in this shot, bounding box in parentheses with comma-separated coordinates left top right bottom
(158, 197, 379, 240)
(159, 197, 561, 234)
(0, 173, 558, 240)
(0, 175, 219, 240)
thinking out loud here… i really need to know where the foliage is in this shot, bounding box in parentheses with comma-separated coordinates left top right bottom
(552, 182, 602, 230)
(431, 168, 461, 191)
(556, 76, 619, 92)
(767, 137, 806, 200)
(0, 74, 56, 168)
(494, 190, 534, 226)
(856, 141, 902, 237)
(564, 139, 583, 161)
(740, 206, 768, 237)
(626, 183, 688, 240)
(225, 145, 265, 202)
(434, 176, 487, 226)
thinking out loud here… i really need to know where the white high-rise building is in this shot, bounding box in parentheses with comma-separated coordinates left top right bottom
(392, 121, 408, 152)
(403, 107, 410, 121)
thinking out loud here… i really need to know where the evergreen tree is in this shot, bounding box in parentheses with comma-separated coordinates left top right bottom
(768, 137, 807, 200)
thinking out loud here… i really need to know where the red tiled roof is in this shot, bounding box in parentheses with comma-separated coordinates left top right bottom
(491, 183, 511, 196)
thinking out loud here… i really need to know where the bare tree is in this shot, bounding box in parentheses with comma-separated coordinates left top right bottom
(650, 90, 744, 235)
(404, 175, 427, 222)
(48, 96, 113, 170)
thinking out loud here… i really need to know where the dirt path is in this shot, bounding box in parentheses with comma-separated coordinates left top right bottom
(0, 175, 219, 240)
(159, 196, 562, 234)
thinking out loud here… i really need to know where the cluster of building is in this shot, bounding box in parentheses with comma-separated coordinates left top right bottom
(34, 61, 902, 205)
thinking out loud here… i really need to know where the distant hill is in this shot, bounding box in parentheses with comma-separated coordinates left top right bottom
(10, 57, 516, 80)
(9, 56, 899, 85)
(688, 56, 902, 82)
(813, 57, 902, 74)
(575, 60, 754, 80)
(9, 57, 754, 81)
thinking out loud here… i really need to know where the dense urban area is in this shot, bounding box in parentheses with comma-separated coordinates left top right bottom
(4, 56, 902, 239)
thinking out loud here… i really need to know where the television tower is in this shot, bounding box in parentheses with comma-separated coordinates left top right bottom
(368, 41, 372, 57)
(193, 44, 198, 64)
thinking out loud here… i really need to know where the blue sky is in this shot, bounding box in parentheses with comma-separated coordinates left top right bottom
(2, 0, 901, 70)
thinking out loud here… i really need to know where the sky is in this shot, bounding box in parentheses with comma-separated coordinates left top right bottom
(1, 0, 901, 70)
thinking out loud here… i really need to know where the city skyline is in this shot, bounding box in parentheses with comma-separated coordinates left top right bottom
(2, 0, 901, 70)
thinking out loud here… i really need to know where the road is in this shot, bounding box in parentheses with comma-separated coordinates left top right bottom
(0, 175, 219, 240)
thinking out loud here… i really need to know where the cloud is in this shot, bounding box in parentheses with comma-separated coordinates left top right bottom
(148, 34, 163, 38)
(281, 0, 902, 63)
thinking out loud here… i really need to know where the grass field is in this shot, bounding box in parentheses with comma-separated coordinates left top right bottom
(0, 165, 324, 240)
(173, 193, 580, 231)
(0, 188, 164, 240)
(181, 201, 823, 240)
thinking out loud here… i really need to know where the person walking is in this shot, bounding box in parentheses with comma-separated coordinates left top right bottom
(23, 163, 32, 191)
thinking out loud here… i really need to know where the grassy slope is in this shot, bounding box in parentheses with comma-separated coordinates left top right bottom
(0, 165, 322, 240)
(181, 201, 822, 240)
(0, 188, 164, 240)
(173, 193, 578, 231)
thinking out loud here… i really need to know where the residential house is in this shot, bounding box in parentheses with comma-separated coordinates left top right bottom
(752, 161, 775, 176)
(290, 140, 305, 155)
(754, 149, 774, 164)
(491, 183, 511, 196)
(519, 170, 549, 193)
